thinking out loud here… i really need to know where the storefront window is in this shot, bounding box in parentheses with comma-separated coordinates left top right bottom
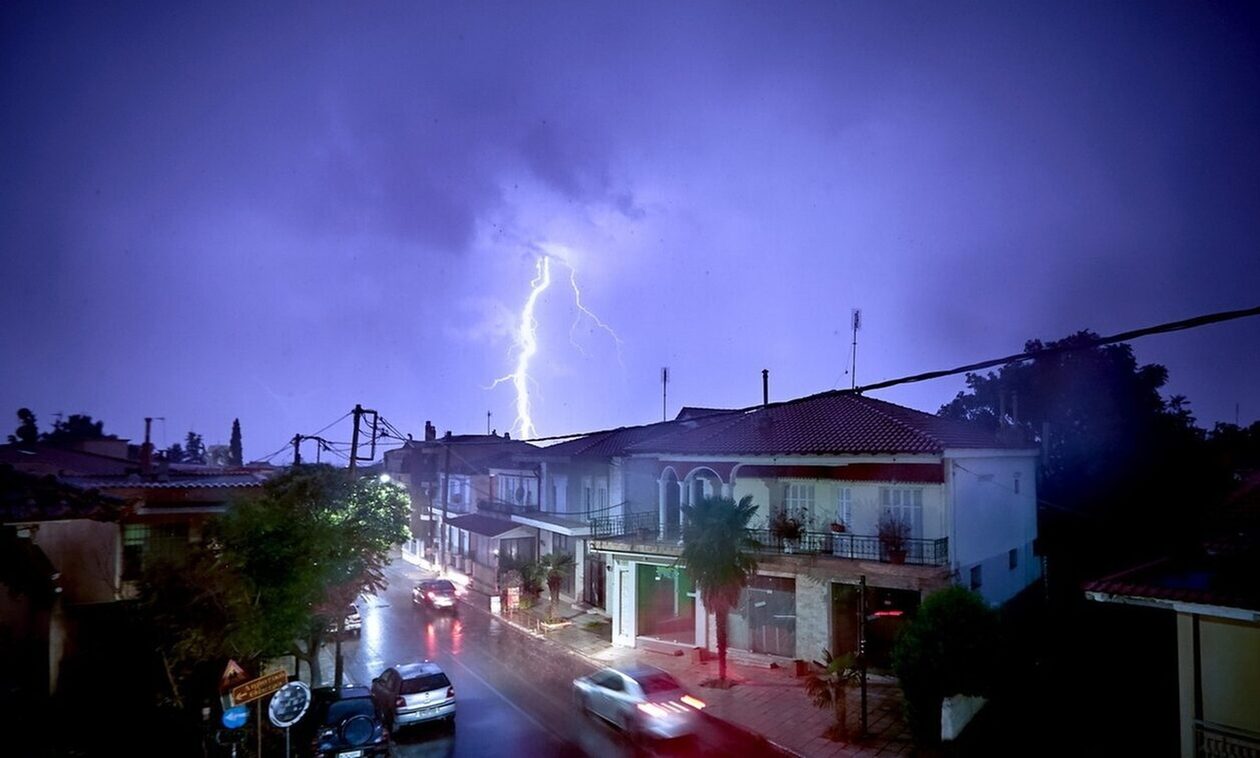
(728, 575, 796, 658)
(636, 565, 695, 644)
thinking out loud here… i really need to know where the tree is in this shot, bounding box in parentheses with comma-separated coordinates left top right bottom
(164, 443, 186, 463)
(679, 494, 760, 687)
(229, 418, 243, 466)
(534, 552, 575, 622)
(183, 431, 206, 464)
(7, 408, 38, 448)
(804, 649, 861, 741)
(211, 465, 409, 687)
(41, 414, 108, 446)
(892, 587, 1000, 743)
(938, 330, 1217, 572)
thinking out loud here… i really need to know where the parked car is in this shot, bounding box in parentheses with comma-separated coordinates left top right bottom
(573, 664, 705, 741)
(412, 579, 461, 612)
(371, 661, 456, 731)
(303, 686, 391, 758)
(326, 603, 362, 637)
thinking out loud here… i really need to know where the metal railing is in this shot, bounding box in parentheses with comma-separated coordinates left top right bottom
(477, 498, 540, 516)
(590, 510, 659, 539)
(590, 515, 949, 567)
(1197, 720, 1260, 758)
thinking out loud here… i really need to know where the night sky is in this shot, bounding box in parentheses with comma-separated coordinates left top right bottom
(3, 1, 1259, 461)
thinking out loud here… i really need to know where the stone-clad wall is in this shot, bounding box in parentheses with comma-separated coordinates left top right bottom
(794, 573, 830, 661)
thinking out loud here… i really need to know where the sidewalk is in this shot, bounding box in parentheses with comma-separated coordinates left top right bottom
(400, 558, 914, 758)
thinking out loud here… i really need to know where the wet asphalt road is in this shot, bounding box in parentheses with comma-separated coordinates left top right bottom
(331, 559, 783, 758)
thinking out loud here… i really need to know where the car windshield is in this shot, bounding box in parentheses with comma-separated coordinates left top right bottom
(324, 697, 375, 723)
(401, 673, 451, 694)
(429, 580, 456, 593)
(636, 672, 682, 695)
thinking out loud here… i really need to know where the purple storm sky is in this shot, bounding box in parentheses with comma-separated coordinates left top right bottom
(3, 1, 1259, 461)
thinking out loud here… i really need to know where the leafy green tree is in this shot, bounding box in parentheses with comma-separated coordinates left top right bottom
(41, 414, 108, 445)
(892, 587, 1000, 744)
(7, 408, 38, 448)
(183, 431, 206, 464)
(679, 494, 759, 686)
(804, 649, 861, 741)
(229, 418, 243, 466)
(211, 465, 409, 687)
(534, 552, 575, 621)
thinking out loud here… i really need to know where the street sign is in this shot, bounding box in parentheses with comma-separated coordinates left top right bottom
(231, 669, 289, 706)
(222, 705, 249, 729)
(219, 659, 248, 691)
(268, 681, 311, 728)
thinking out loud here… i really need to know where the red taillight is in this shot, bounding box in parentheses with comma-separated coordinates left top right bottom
(446, 686, 455, 699)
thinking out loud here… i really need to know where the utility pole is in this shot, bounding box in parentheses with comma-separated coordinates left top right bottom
(438, 440, 452, 574)
(348, 404, 363, 477)
(291, 434, 302, 466)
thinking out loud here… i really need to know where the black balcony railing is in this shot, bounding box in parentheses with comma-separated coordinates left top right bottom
(590, 514, 949, 567)
(590, 510, 660, 540)
(1197, 721, 1260, 758)
(746, 530, 949, 566)
(477, 498, 540, 516)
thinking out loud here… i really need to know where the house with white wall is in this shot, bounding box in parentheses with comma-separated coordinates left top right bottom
(1086, 545, 1260, 757)
(577, 391, 1040, 666)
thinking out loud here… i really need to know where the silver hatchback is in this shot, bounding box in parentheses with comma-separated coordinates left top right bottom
(371, 661, 456, 731)
(573, 665, 705, 741)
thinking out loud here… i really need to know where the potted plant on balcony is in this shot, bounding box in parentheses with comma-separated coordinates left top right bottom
(770, 508, 808, 553)
(829, 519, 847, 533)
(877, 511, 911, 564)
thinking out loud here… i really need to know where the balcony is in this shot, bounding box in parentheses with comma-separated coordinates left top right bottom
(590, 513, 949, 567)
(476, 498, 540, 516)
(1196, 721, 1260, 758)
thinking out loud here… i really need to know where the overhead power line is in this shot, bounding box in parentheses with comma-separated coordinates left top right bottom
(854, 304, 1260, 394)
(519, 304, 1260, 443)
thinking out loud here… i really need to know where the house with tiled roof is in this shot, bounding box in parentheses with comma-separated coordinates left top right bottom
(382, 422, 544, 592)
(1085, 539, 1260, 756)
(537, 391, 1040, 667)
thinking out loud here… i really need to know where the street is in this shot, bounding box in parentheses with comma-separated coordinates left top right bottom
(331, 559, 784, 758)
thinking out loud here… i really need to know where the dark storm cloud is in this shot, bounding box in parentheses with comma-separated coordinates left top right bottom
(2, 0, 1259, 454)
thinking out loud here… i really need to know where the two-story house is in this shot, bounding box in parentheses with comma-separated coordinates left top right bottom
(382, 424, 543, 592)
(546, 392, 1040, 666)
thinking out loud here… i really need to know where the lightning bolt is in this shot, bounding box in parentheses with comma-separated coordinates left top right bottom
(491, 255, 553, 439)
(561, 260, 625, 367)
(491, 251, 624, 440)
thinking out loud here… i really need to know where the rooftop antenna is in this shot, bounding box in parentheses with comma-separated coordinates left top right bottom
(661, 367, 670, 422)
(850, 308, 862, 390)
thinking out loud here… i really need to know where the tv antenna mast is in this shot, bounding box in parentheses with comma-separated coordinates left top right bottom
(661, 367, 670, 422)
(850, 309, 862, 390)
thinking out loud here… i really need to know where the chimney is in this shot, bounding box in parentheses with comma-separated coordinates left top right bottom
(140, 417, 154, 475)
(762, 369, 769, 407)
(444, 430, 453, 439)
(425, 421, 437, 442)
(503, 432, 510, 440)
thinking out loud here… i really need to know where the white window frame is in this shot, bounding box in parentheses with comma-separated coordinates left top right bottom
(783, 482, 816, 523)
(836, 486, 853, 527)
(880, 487, 924, 538)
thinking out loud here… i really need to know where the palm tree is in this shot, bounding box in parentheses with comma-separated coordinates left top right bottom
(804, 649, 861, 740)
(535, 552, 576, 621)
(679, 494, 759, 686)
